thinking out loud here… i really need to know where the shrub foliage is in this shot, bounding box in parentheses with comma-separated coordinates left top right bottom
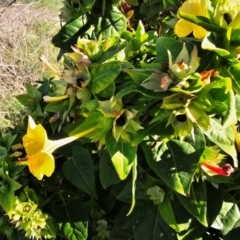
(1, 0, 240, 239)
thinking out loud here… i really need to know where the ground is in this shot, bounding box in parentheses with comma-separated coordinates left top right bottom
(0, 0, 61, 128)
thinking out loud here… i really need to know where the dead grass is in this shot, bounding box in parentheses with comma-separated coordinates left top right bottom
(0, 0, 62, 129)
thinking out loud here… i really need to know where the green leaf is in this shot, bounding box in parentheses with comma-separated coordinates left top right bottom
(132, 201, 178, 240)
(178, 11, 225, 33)
(10, 228, 29, 240)
(105, 133, 136, 180)
(0, 192, 15, 212)
(61, 221, 88, 240)
(99, 39, 126, 63)
(158, 196, 180, 232)
(126, 157, 137, 216)
(174, 197, 206, 240)
(185, 126, 206, 151)
(100, 150, 121, 189)
(224, 225, 240, 240)
(125, 0, 139, 6)
(62, 147, 97, 198)
(3, 134, 17, 152)
(16, 83, 44, 116)
(206, 183, 223, 226)
(54, 198, 88, 223)
(176, 180, 207, 226)
(142, 140, 202, 196)
(132, 121, 173, 147)
(202, 33, 232, 59)
(90, 63, 121, 94)
(156, 37, 183, 63)
(115, 84, 168, 99)
(230, 28, 240, 46)
(223, 90, 237, 128)
(52, 16, 88, 48)
(123, 69, 153, 84)
(0, 175, 21, 212)
(83, 0, 95, 10)
(109, 205, 134, 239)
(0, 147, 7, 159)
(236, 94, 240, 120)
(95, 6, 127, 39)
(222, 64, 240, 95)
(112, 179, 147, 203)
(211, 202, 240, 235)
(201, 118, 237, 167)
(70, 112, 103, 135)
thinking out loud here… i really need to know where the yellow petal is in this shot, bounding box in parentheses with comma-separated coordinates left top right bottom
(174, 20, 195, 38)
(193, 26, 208, 39)
(43, 95, 69, 102)
(27, 152, 55, 180)
(50, 127, 96, 152)
(23, 117, 48, 156)
(39, 55, 61, 78)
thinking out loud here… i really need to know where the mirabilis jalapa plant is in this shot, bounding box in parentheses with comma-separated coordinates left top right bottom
(2, 0, 240, 239)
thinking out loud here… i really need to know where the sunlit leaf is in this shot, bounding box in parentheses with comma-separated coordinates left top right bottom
(211, 202, 240, 235)
(177, 180, 207, 226)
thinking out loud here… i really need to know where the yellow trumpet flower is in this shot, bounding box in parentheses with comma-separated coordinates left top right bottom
(174, 0, 209, 39)
(22, 116, 95, 180)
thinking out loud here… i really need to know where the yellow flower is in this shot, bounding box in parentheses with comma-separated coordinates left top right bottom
(174, 0, 209, 39)
(22, 116, 95, 180)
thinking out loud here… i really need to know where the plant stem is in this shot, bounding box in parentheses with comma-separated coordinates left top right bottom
(226, 184, 240, 192)
(102, 0, 106, 16)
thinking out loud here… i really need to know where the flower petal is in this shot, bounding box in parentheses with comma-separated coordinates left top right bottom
(201, 162, 234, 176)
(23, 117, 48, 156)
(27, 152, 55, 180)
(188, 45, 200, 74)
(176, 43, 190, 64)
(193, 26, 208, 39)
(174, 19, 194, 38)
(43, 95, 69, 102)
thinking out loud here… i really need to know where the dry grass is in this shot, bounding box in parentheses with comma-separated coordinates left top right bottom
(0, 0, 62, 129)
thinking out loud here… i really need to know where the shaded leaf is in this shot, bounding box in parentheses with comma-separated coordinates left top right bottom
(142, 140, 202, 196)
(156, 37, 183, 64)
(62, 147, 97, 198)
(158, 196, 180, 232)
(100, 150, 121, 189)
(176, 180, 207, 226)
(52, 16, 88, 48)
(132, 200, 177, 240)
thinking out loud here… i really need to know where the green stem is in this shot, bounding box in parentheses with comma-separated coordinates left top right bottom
(102, 0, 106, 16)
(226, 184, 240, 192)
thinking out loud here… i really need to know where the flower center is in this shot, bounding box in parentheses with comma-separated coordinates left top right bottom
(116, 115, 126, 126)
(176, 114, 187, 122)
(223, 13, 232, 25)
